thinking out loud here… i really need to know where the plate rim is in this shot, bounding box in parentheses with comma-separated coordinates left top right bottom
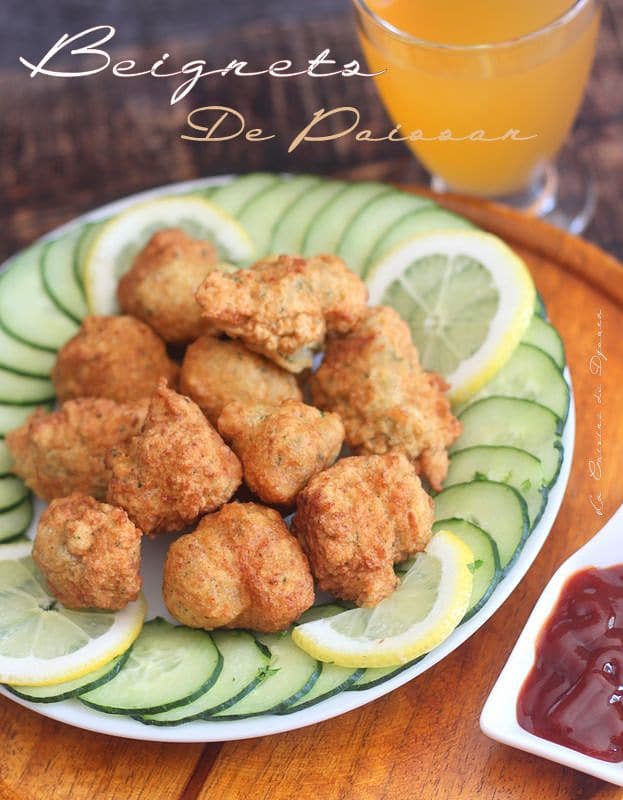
(0, 174, 575, 742)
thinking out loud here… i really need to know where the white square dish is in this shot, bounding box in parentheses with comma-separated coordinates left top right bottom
(480, 504, 623, 786)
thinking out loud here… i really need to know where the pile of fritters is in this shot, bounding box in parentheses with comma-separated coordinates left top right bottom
(8, 228, 461, 630)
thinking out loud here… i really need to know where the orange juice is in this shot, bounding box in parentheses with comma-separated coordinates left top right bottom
(355, 0, 600, 196)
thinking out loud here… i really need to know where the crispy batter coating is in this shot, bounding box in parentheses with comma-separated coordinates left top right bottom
(52, 316, 178, 403)
(107, 381, 241, 535)
(310, 306, 461, 491)
(292, 453, 434, 607)
(33, 494, 142, 611)
(6, 398, 148, 502)
(218, 399, 344, 506)
(195, 255, 326, 372)
(179, 336, 302, 425)
(117, 228, 227, 343)
(303, 254, 368, 335)
(163, 502, 314, 632)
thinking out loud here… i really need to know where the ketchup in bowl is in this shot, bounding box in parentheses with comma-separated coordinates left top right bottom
(517, 564, 623, 762)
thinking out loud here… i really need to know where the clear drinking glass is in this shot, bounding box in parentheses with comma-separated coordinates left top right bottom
(352, 0, 602, 232)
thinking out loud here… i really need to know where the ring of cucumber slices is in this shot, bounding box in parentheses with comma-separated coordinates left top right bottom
(0, 173, 573, 740)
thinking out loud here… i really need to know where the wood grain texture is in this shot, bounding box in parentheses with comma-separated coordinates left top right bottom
(0, 702, 204, 800)
(1, 189, 621, 800)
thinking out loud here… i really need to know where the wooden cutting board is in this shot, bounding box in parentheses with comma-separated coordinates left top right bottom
(1, 191, 622, 800)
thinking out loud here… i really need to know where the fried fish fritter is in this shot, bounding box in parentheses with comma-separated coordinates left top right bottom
(52, 315, 178, 403)
(117, 228, 226, 343)
(6, 398, 148, 501)
(217, 399, 344, 506)
(303, 253, 368, 335)
(292, 453, 434, 607)
(33, 494, 142, 611)
(179, 336, 302, 425)
(163, 502, 314, 632)
(106, 381, 241, 536)
(310, 306, 461, 491)
(195, 255, 326, 372)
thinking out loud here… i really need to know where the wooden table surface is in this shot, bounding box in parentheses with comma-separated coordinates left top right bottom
(1, 3, 623, 799)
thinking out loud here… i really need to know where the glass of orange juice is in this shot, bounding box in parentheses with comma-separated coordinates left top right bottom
(352, 0, 601, 231)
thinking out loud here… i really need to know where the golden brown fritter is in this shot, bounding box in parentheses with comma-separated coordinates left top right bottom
(52, 315, 178, 403)
(179, 336, 302, 425)
(310, 306, 461, 491)
(292, 453, 434, 607)
(218, 399, 344, 506)
(163, 502, 314, 632)
(195, 255, 326, 372)
(106, 381, 241, 536)
(303, 254, 368, 335)
(117, 228, 229, 343)
(33, 494, 142, 611)
(6, 398, 148, 502)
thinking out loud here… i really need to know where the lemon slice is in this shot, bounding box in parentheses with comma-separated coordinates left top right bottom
(292, 530, 473, 668)
(367, 231, 536, 405)
(84, 196, 255, 315)
(0, 555, 145, 686)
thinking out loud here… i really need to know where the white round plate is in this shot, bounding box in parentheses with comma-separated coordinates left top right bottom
(0, 176, 575, 742)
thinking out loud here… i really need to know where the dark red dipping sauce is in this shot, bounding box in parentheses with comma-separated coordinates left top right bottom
(517, 564, 623, 763)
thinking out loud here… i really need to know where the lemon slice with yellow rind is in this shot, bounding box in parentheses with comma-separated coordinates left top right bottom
(366, 230, 536, 405)
(292, 530, 474, 668)
(0, 554, 145, 686)
(83, 196, 255, 315)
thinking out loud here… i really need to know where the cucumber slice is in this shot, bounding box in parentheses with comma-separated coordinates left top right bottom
(238, 175, 322, 256)
(0, 325, 56, 378)
(213, 629, 320, 719)
(0, 403, 50, 436)
(445, 446, 547, 529)
(41, 230, 89, 322)
(0, 368, 55, 405)
(0, 476, 29, 512)
(434, 481, 529, 571)
(211, 173, 282, 216)
(271, 180, 349, 254)
(336, 190, 434, 276)
(535, 292, 546, 318)
(0, 245, 79, 351)
(280, 604, 364, 713)
(137, 631, 271, 725)
(0, 496, 33, 543)
(349, 658, 422, 691)
(302, 182, 390, 256)
(364, 208, 475, 276)
(0, 537, 31, 560)
(452, 397, 563, 486)
(522, 315, 565, 369)
(0, 441, 14, 476)
(466, 343, 569, 423)
(80, 618, 222, 715)
(75, 222, 106, 288)
(432, 518, 501, 618)
(281, 660, 365, 713)
(6, 650, 131, 703)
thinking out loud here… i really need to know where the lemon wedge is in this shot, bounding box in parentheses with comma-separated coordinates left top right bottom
(292, 530, 474, 668)
(366, 230, 536, 405)
(83, 196, 255, 315)
(0, 554, 145, 686)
